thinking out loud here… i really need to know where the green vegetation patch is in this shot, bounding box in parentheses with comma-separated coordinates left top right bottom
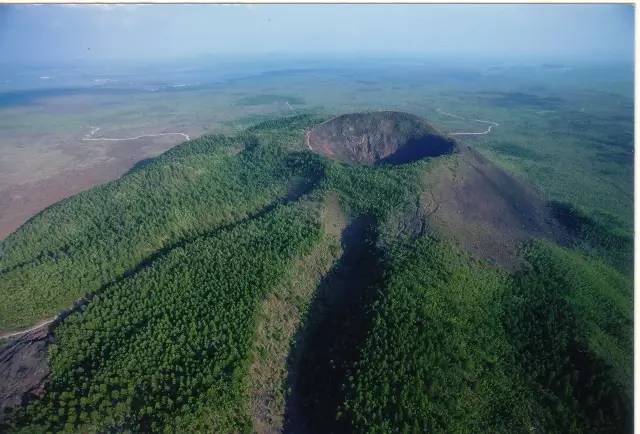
(490, 141, 547, 161)
(476, 91, 564, 109)
(340, 235, 632, 433)
(325, 161, 423, 219)
(341, 235, 533, 433)
(0, 129, 322, 331)
(12, 200, 322, 433)
(247, 114, 325, 152)
(550, 201, 633, 273)
(505, 241, 632, 433)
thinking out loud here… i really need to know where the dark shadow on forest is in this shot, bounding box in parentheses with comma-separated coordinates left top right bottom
(283, 215, 383, 434)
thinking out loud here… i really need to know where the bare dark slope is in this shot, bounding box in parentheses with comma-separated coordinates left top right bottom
(422, 146, 570, 269)
(306, 111, 457, 165)
(0, 328, 51, 426)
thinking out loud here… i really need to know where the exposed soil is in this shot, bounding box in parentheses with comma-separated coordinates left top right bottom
(0, 327, 52, 427)
(0, 294, 94, 427)
(421, 146, 571, 270)
(0, 318, 56, 341)
(306, 111, 457, 165)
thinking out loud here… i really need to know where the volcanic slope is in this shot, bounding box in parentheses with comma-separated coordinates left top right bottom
(420, 145, 569, 269)
(307, 111, 568, 269)
(0, 112, 631, 433)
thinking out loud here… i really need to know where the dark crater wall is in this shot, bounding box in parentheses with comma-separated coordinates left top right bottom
(306, 111, 457, 165)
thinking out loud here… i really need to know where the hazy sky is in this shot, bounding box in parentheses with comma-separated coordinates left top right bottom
(0, 4, 634, 64)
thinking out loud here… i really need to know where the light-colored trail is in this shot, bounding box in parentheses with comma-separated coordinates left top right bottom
(303, 115, 345, 152)
(304, 131, 313, 150)
(435, 109, 466, 121)
(82, 127, 190, 142)
(436, 108, 499, 136)
(0, 317, 56, 340)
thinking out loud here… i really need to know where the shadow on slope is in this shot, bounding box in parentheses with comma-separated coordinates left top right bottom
(284, 216, 382, 434)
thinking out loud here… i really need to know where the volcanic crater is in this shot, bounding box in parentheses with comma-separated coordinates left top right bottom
(306, 110, 574, 270)
(306, 111, 457, 165)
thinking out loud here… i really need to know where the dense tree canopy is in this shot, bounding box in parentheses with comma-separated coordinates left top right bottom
(341, 236, 632, 433)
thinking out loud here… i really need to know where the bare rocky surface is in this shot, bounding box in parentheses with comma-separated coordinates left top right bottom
(0, 327, 52, 426)
(421, 145, 571, 270)
(306, 111, 457, 165)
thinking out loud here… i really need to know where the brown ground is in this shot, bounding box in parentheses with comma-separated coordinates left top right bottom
(0, 326, 52, 426)
(0, 133, 189, 240)
(421, 146, 570, 270)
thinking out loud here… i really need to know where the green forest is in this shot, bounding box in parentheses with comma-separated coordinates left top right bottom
(0, 114, 632, 433)
(341, 236, 631, 433)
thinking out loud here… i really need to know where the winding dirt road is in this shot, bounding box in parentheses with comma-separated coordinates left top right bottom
(436, 108, 499, 136)
(82, 127, 190, 142)
(304, 130, 313, 151)
(0, 317, 56, 340)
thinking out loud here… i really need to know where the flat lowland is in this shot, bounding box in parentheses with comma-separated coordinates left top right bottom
(0, 83, 302, 239)
(0, 131, 190, 239)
